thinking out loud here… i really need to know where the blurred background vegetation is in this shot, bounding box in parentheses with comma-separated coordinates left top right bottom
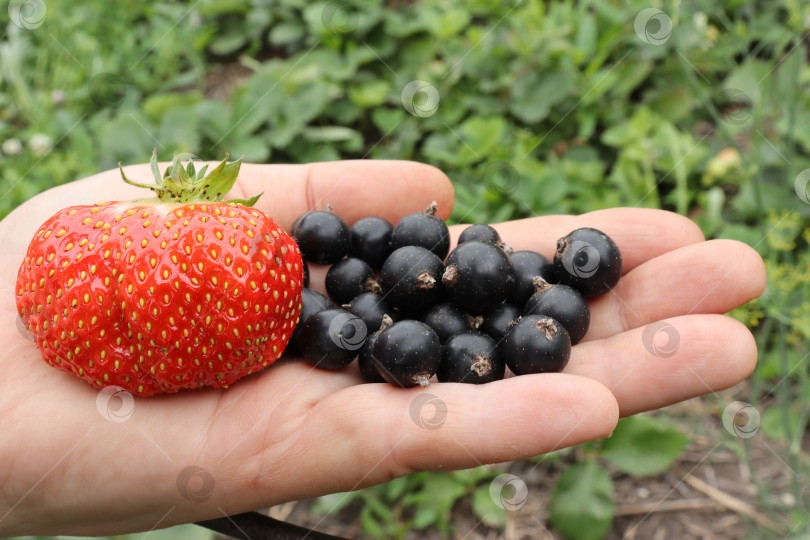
(1, 0, 809, 538)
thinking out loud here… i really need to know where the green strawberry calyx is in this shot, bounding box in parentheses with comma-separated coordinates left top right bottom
(118, 150, 261, 206)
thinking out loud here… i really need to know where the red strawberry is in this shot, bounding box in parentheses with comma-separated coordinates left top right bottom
(16, 152, 304, 396)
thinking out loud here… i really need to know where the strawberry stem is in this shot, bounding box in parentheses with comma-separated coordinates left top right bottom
(118, 150, 260, 205)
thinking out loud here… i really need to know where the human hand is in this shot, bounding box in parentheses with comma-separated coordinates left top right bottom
(0, 160, 765, 535)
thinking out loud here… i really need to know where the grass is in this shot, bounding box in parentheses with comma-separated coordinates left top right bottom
(1, 0, 809, 538)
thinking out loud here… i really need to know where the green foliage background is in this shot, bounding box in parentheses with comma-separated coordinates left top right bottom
(2, 0, 809, 538)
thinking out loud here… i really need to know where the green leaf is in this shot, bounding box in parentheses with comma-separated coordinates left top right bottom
(717, 224, 768, 253)
(385, 476, 411, 501)
(311, 491, 361, 516)
(97, 114, 158, 170)
(286, 139, 341, 163)
(384, 9, 431, 38)
(427, 8, 471, 39)
(471, 484, 506, 528)
(149, 149, 161, 184)
(646, 87, 694, 123)
(209, 32, 249, 56)
(403, 473, 467, 530)
(372, 108, 405, 133)
(608, 59, 654, 98)
(359, 505, 384, 538)
(298, 49, 357, 81)
(549, 460, 615, 540)
(599, 415, 690, 477)
(142, 92, 203, 121)
(196, 100, 232, 143)
(362, 491, 395, 521)
(157, 105, 201, 153)
(458, 116, 506, 163)
(301, 126, 360, 143)
(197, 0, 250, 16)
(281, 80, 332, 126)
(228, 137, 270, 163)
(348, 79, 391, 108)
(509, 70, 575, 124)
(422, 132, 459, 166)
(574, 12, 597, 63)
(760, 403, 804, 444)
(122, 523, 215, 540)
(451, 465, 499, 486)
(601, 107, 656, 147)
(653, 122, 695, 215)
(270, 22, 305, 45)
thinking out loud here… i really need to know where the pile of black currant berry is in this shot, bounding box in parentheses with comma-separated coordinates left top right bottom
(287, 203, 622, 388)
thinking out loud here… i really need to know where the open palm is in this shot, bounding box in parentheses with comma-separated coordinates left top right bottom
(0, 160, 765, 536)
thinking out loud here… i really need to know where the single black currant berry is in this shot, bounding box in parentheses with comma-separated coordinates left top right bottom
(300, 308, 368, 370)
(373, 320, 442, 387)
(343, 292, 394, 334)
(442, 241, 515, 314)
(350, 216, 394, 269)
(458, 224, 500, 245)
(390, 201, 450, 259)
(423, 302, 482, 343)
(458, 224, 512, 254)
(502, 315, 571, 375)
(288, 288, 334, 356)
(479, 303, 522, 342)
(524, 277, 590, 344)
(552, 228, 622, 298)
(357, 314, 393, 383)
(379, 246, 444, 315)
(437, 331, 505, 384)
(291, 208, 351, 265)
(325, 257, 381, 305)
(508, 250, 554, 307)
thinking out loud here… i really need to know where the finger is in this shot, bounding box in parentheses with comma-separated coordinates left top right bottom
(235, 160, 454, 230)
(585, 240, 766, 340)
(566, 314, 756, 416)
(454, 207, 705, 274)
(276, 374, 618, 500)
